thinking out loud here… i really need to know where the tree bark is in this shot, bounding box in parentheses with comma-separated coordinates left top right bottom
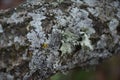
(0, 0, 120, 80)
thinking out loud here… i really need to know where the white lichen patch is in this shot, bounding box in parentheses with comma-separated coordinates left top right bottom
(27, 12, 49, 49)
(0, 24, 3, 33)
(26, 0, 44, 6)
(71, 0, 83, 4)
(4, 12, 27, 24)
(108, 18, 119, 32)
(110, 1, 120, 8)
(97, 34, 110, 49)
(27, 30, 46, 48)
(87, 7, 100, 17)
(80, 32, 93, 50)
(60, 43, 73, 55)
(57, 0, 64, 3)
(28, 13, 46, 30)
(60, 30, 80, 54)
(80, 26, 95, 36)
(60, 29, 93, 55)
(14, 36, 25, 45)
(116, 9, 120, 20)
(83, 0, 97, 7)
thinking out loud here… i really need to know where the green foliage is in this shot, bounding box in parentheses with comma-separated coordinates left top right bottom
(50, 69, 95, 80)
(50, 73, 66, 80)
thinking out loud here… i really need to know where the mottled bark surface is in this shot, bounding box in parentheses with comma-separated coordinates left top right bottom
(0, 0, 120, 80)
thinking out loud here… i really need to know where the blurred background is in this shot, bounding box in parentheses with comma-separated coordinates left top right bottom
(0, 0, 25, 9)
(50, 68, 95, 80)
(50, 55, 120, 80)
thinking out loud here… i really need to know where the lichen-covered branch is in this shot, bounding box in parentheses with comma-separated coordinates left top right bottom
(0, 0, 120, 80)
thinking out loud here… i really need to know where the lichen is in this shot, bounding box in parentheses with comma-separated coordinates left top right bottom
(60, 29, 80, 55)
(108, 18, 119, 32)
(4, 12, 27, 24)
(60, 28, 93, 55)
(52, 7, 95, 55)
(26, 12, 48, 49)
(0, 24, 3, 33)
(0, 0, 120, 80)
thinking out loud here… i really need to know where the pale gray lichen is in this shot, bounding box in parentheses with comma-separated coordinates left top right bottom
(71, 0, 83, 4)
(27, 12, 49, 49)
(87, 7, 100, 17)
(110, 1, 120, 8)
(4, 12, 27, 24)
(57, 0, 64, 3)
(28, 13, 46, 30)
(108, 18, 119, 32)
(26, 0, 44, 6)
(51, 7, 95, 55)
(27, 30, 47, 48)
(116, 9, 120, 20)
(26, 5, 96, 79)
(0, 24, 3, 33)
(80, 32, 93, 50)
(60, 29, 80, 54)
(84, 0, 98, 7)
(97, 34, 108, 49)
(14, 36, 25, 45)
(0, 0, 120, 80)
(60, 28, 93, 55)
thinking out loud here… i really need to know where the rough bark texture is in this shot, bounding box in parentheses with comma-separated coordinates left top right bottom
(0, 0, 120, 80)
